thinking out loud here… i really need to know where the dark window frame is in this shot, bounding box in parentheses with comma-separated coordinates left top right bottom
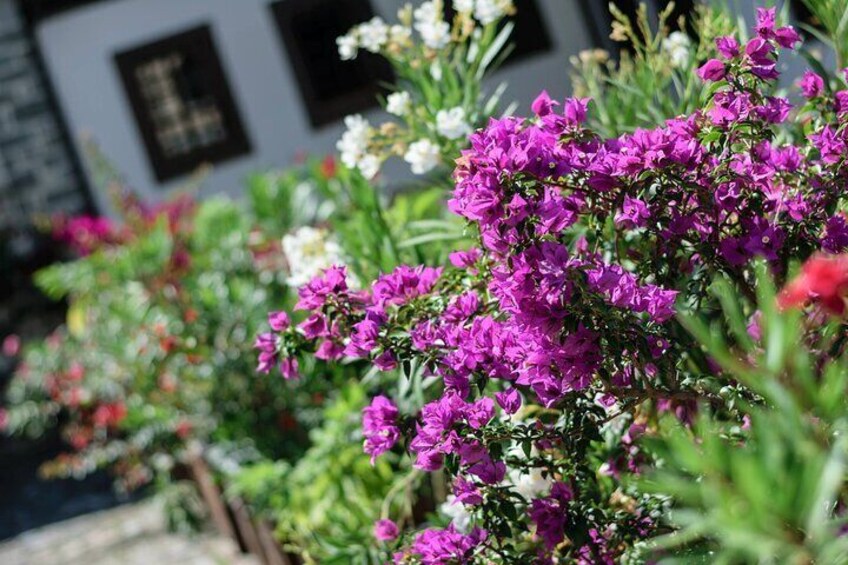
(269, 0, 393, 129)
(114, 24, 251, 183)
(578, 0, 696, 54)
(444, 0, 553, 66)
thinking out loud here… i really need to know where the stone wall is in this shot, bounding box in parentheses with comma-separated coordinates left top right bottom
(0, 0, 87, 231)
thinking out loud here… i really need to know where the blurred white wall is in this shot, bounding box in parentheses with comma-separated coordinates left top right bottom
(34, 0, 594, 214)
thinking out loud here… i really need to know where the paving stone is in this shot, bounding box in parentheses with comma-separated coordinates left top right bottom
(0, 499, 258, 565)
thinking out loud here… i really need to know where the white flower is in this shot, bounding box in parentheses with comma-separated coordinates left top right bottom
(416, 19, 450, 49)
(414, 1, 451, 49)
(343, 113, 370, 137)
(357, 153, 381, 179)
(389, 24, 412, 45)
(453, 0, 475, 14)
(282, 227, 347, 287)
(413, 1, 442, 23)
(336, 114, 372, 170)
(474, 0, 512, 25)
(404, 139, 441, 174)
(358, 17, 389, 53)
(430, 61, 443, 81)
(336, 115, 381, 177)
(151, 453, 174, 472)
(440, 495, 472, 533)
(386, 91, 412, 116)
(509, 467, 553, 500)
(436, 106, 471, 139)
(662, 31, 691, 69)
(336, 33, 358, 60)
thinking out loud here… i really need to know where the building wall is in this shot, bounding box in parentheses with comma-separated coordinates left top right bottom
(0, 0, 86, 231)
(34, 0, 595, 215)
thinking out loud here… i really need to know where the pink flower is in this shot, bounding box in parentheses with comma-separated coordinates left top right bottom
(268, 311, 291, 331)
(697, 58, 726, 82)
(374, 519, 399, 541)
(563, 97, 591, 125)
(279, 357, 299, 380)
(529, 482, 573, 549)
(715, 36, 739, 59)
(495, 388, 521, 415)
(531, 90, 557, 117)
(254, 332, 278, 374)
(2, 335, 20, 357)
(799, 71, 824, 98)
(363, 396, 400, 464)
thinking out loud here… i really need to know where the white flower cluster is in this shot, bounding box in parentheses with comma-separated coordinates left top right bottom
(404, 138, 441, 174)
(414, 1, 451, 49)
(336, 114, 380, 179)
(358, 16, 389, 53)
(386, 91, 412, 116)
(282, 226, 348, 287)
(436, 106, 471, 139)
(336, 16, 411, 60)
(662, 31, 691, 69)
(453, 0, 513, 25)
(337, 0, 513, 61)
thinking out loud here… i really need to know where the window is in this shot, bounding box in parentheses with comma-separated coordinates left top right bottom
(504, 0, 554, 62)
(270, 0, 393, 129)
(114, 25, 251, 182)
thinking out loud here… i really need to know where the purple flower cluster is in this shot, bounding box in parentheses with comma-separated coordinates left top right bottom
(373, 265, 443, 307)
(408, 393, 504, 484)
(529, 482, 573, 549)
(405, 524, 487, 565)
(823, 215, 848, 254)
(362, 395, 400, 463)
(53, 215, 122, 256)
(255, 312, 298, 379)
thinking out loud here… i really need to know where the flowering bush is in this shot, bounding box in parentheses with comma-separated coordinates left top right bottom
(257, 8, 848, 562)
(3, 155, 407, 486)
(2, 189, 331, 490)
(336, 0, 515, 179)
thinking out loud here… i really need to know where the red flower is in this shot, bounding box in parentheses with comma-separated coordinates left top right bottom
(92, 402, 127, 428)
(69, 431, 91, 451)
(778, 254, 848, 315)
(175, 420, 193, 439)
(320, 155, 337, 179)
(159, 335, 178, 354)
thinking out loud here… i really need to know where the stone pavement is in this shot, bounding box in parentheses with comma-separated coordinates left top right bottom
(0, 499, 258, 564)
